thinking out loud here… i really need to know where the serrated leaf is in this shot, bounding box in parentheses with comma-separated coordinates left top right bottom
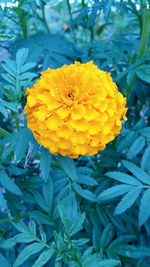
(105, 171, 142, 186)
(40, 147, 52, 181)
(109, 235, 136, 248)
(0, 170, 22, 195)
(141, 145, 150, 171)
(78, 174, 97, 185)
(0, 99, 18, 112)
(1, 73, 16, 85)
(1, 61, 17, 77)
(33, 191, 48, 212)
(138, 127, 150, 139)
(117, 131, 137, 152)
(16, 48, 28, 68)
(139, 188, 150, 226)
(8, 165, 27, 176)
(122, 160, 150, 185)
(32, 248, 54, 267)
(73, 183, 97, 202)
(20, 62, 37, 73)
(14, 232, 35, 244)
(13, 243, 44, 267)
(136, 65, 150, 83)
(0, 104, 8, 118)
(28, 210, 53, 225)
(61, 192, 78, 225)
(127, 136, 145, 159)
(0, 191, 7, 209)
(100, 224, 113, 248)
(58, 203, 69, 231)
(59, 155, 78, 181)
(28, 220, 36, 235)
(0, 253, 11, 267)
(114, 245, 150, 258)
(69, 213, 85, 236)
(0, 237, 18, 249)
(81, 247, 93, 261)
(39, 224, 46, 243)
(72, 238, 89, 246)
(1, 100, 18, 112)
(14, 128, 32, 162)
(43, 177, 53, 211)
(19, 72, 37, 80)
(115, 188, 141, 215)
(98, 259, 120, 267)
(98, 184, 132, 201)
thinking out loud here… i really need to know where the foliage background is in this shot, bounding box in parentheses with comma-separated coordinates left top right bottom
(0, 0, 150, 266)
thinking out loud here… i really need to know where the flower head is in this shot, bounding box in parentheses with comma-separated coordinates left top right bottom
(24, 61, 127, 158)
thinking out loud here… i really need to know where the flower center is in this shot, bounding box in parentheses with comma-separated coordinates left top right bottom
(67, 92, 74, 100)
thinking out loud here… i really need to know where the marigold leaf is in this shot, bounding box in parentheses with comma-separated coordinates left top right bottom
(78, 174, 97, 185)
(13, 242, 44, 267)
(139, 188, 150, 226)
(98, 184, 132, 201)
(105, 171, 142, 186)
(59, 155, 78, 181)
(122, 160, 150, 185)
(138, 127, 150, 139)
(43, 177, 53, 212)
(117, 132, 137, 152)
(136, 65, 150, 83)
(40, 147, 52, 181)
(114, 245, 150, 258)
(0, 253, 11, 267)
(0, 170, 22, 195)
(73, 183, 97, 202)
(127, 136, 145, 159)
(141, 145, 150, 171)
(100, 223, 114, 248)
(32, 248, 54, 267)
(0, 191, 7, 209)
(115, 188, 141, 215)
(69, 213, 86, 236)
(16, 48, 28, 68)
(20, 62, 37, 73)
(14, 128, 33, 163)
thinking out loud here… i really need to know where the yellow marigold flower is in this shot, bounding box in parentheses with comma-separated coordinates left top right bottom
(24, 61, 127, 158)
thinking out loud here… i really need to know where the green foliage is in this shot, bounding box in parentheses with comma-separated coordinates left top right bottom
(0, 0, 150, 266)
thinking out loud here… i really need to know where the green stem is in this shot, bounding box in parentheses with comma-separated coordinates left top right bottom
(0, 127, 10, 137)
(82, 0, 86, 7)
(126, 7, 150, 96)
(41, 1, 50, 34)
(138, 9, 150, 58)
(66, 0, 77, 43)
(0, 213, 28, 224)
(13, 112, 20, 131)
(18, 9, 28, 38)
(88, 25, 94, 57)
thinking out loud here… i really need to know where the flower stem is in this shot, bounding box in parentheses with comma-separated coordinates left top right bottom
(127, 6, 150, 96)
(66, 0, 77, 43)
(41, 1, 50, 34)
(13, 112, 20, 131)
(138, 9, 150, 59)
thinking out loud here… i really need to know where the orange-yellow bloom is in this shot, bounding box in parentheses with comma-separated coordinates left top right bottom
(24, 61, 127, 158)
